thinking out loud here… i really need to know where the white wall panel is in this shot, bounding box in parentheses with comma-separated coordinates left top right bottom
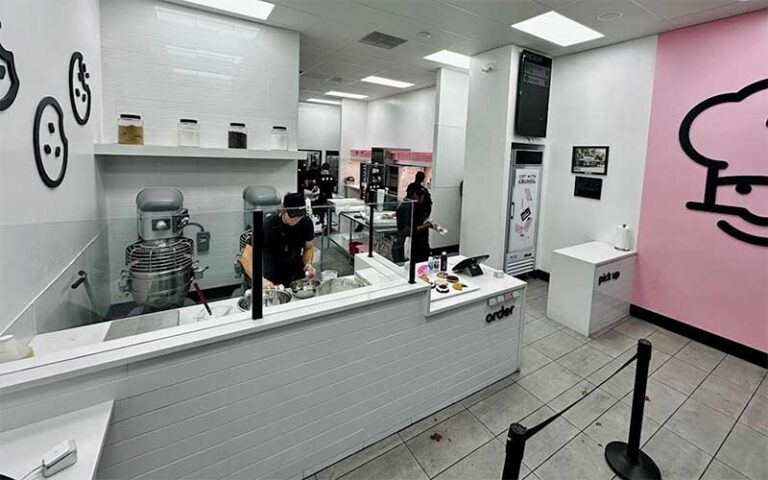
(298, 102, 341, 153)
(366, 87, 436, 151)
(536, 36, 657, 272)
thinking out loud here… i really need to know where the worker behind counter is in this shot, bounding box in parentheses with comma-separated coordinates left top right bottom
(240, 192, 316, 289)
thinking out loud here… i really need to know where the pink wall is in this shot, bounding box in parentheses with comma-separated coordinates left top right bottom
(634, 11, 768, 352)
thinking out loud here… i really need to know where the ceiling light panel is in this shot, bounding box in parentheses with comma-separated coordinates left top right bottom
(166, 0, 275, 21)
(511, 11, 604, 47)
(361, 76, 415, 88)
(306, 98, 341, 105)
(423, 50, 471, 70)
(325, 91, 369, 99)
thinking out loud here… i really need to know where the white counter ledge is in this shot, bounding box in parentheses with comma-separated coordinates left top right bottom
(0, 401, 113, 480)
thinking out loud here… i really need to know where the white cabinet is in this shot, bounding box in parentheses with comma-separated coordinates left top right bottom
(547, 241, 636, 337)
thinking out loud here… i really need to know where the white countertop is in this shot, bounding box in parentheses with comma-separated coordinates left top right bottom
(553, 241, 636, 266)
(424, 256, 527, 316)
(0, 401, 113, 480)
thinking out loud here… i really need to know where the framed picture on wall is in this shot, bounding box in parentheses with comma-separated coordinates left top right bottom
(572, 146, 609, 175)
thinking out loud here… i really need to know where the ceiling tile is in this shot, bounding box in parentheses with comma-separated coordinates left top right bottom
(666, 1, 768, 29)
(633, 0, 735, 20)
(559, 0, 670, 40)
(441, 0, 549, 24)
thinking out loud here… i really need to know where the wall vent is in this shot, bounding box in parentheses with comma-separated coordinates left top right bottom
(359, 31, 408, 50)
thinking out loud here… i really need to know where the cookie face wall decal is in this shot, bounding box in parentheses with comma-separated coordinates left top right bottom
(33, 97, 69, 188)
(0, 21, 20, 111)
(69, 51, 91, 125)
(680, 78, 768, 247)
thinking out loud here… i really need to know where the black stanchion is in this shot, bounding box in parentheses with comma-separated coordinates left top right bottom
(408, 201, 416, 284)
(605, 339, 661, 480)
(368, 204, 375, 258)
(501, 423, 527, 480)
(251, 210, 263, 321)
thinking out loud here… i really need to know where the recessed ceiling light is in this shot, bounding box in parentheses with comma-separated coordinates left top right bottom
(597, 12, 623, 22)
(511, 11, 604, 47)
(166, 0, 275, 21)
(325, 91, 369, 100)
(418, 31, 432, 39)
(306, 98, 341, 105)
(361, 76, 415, 89)
(423, 50, 471, 70)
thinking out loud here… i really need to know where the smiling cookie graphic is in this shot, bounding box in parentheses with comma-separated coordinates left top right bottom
(69, 51, 91, 125)
(33, 97, 69, 188)
(0, 20, 20, 111)
(680, 78, 768, 247)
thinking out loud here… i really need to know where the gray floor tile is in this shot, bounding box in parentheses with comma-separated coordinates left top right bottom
(691, 374, 753, 419)
(518, 346, 552, 379)
(700, 459, 749, 480)
(612, 317, 656, 340)
(584, 401, 660, 449)
(523, 319, 560, 346)
(666, 398, 735, 455)
(652, 357, 709, 395)
(433, 438, 529, 480)
(644, 428, 712, 480)
(529, 330, 587, 360)
(405, 410, 494, 478)
(717, 423, 768, 480)
(399, 403, 465, 442)
(739, 394, 768, 435)
(621, 377, 687, 424)
(460, 374, 519, 409)
(338, 444, 427, 480)
(317, 434, 402, 480)
(711, 356, 766, 392)
(534, 433, 614, 480)
(588, 329, 637, 358)
(590, 360, 638, 399)
(675, 341, 725, 373)
(647, 330, 689, 355)
(468, 384, 543, 435)
(757, 376, 768, 398)
(548, 381, 618, 430)
(518, 406, 579, 470)
(557, 344, 613, 378)
(518, 362, 583, 403)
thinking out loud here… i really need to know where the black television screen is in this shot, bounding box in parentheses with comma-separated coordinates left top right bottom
(514, 50, 552, 138)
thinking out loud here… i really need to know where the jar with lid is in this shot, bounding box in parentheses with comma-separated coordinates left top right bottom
(118, 114, 144, 145)
(228, 122, 248, 149)
(178, 118, 200, 147)
(270, 126, 288, 151)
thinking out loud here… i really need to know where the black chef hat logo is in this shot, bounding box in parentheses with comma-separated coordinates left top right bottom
(0, 20, 20, 111)
(680, 78, 768, 247)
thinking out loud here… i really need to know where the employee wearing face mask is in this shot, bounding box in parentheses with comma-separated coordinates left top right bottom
(240, 193, 316, 288)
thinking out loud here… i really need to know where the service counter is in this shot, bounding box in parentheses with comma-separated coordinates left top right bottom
(0, 253, 526, 480)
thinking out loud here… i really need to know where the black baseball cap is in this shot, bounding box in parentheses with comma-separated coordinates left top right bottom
(283, 193, 306, 218)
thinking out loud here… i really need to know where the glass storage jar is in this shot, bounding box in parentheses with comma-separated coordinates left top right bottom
(178, 118, 200, 147)
(270, 126, 288, 151)
(118, 114, 144, 145)
(228, 122, 248, 149)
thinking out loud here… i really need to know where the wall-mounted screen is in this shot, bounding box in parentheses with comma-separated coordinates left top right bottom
(514, 50, 552, 138)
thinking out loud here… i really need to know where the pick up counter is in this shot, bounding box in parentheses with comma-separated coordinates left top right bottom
(0, 254, 526, 480)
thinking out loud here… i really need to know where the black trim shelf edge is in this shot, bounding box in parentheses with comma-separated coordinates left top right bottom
(630, 305, 768, 368)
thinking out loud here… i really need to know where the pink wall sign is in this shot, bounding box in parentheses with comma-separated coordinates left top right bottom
(634, 11, 768, 352)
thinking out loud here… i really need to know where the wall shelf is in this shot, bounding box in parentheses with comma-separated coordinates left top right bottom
(94, 143, 306, 161)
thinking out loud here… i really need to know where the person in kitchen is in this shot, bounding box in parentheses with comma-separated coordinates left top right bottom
(240, 192, 316, 288)
(409, 171, 432, 217)
(394, 184, 432, 263)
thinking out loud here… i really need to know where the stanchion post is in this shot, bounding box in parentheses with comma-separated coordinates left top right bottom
(368, 203, 375, 258)
(605, 338, 660, 480)
(501, 423, 527, 480)
(408, 200, 416, 284)
(251, 210, 263, 321)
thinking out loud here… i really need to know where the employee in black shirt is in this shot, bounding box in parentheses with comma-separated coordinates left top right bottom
(395, 184, 432, 263)
(241, 193, 316, 288)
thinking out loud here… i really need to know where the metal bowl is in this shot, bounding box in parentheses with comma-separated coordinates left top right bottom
(290, 278, 321, 299)
(237, 288, 292, 311)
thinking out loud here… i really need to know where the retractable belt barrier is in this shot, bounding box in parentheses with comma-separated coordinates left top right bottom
(501, 339, 661, 480)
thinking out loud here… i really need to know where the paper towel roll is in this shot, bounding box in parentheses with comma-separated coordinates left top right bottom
(613, 224, 632, 251)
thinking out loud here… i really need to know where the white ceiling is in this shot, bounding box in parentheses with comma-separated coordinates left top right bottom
(260, 0, 768, 101)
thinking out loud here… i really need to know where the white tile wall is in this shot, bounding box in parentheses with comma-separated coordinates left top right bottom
(100, 0, 299, 150)
(0, 289, 523, 480)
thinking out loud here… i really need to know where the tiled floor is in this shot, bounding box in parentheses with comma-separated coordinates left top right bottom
(306, 279, 768, 480)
